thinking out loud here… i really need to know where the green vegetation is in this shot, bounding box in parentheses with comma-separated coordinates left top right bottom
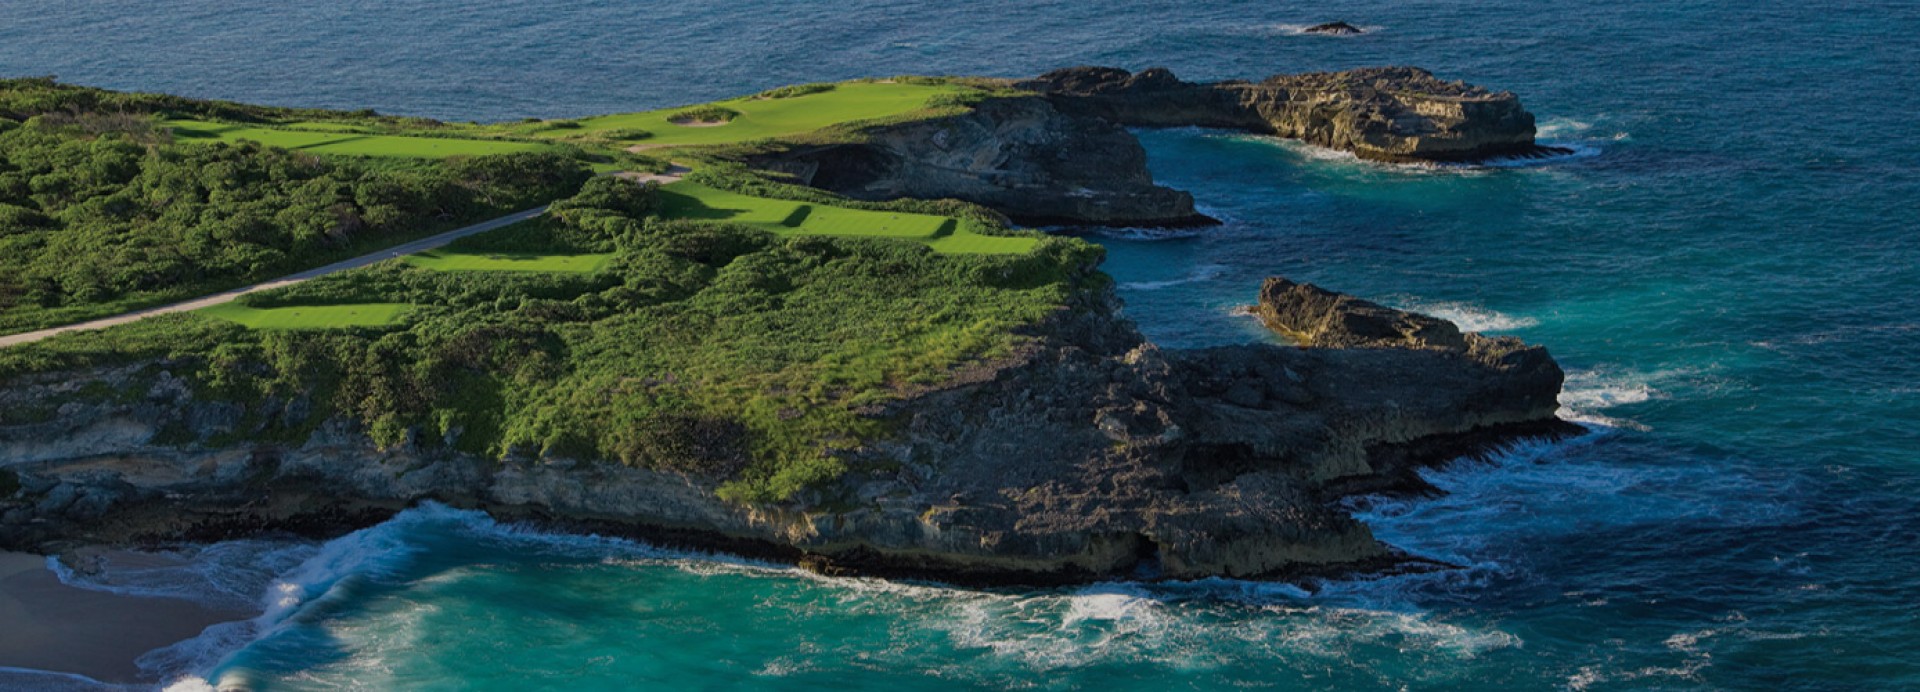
(666, 106, 740, 124)
(0, 172, 1102, 505)
(0, 76, 1087, 506)
(166, 120, 563, 159)
(657, 181, 1037, 255)
(562, 81, 974, 148)
(405, 248, 613, 273)
(0, 100, 591, 335)
(755, 83, 835, 99)
(200, 302, 412, 329)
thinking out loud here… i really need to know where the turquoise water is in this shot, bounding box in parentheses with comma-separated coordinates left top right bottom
(4, 1, 1918, 689)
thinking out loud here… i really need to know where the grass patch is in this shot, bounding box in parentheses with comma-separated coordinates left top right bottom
(405, 249, 613, 273)
(565, 81, 971, 148)
(755, 83, 836, 99)
(666, 106, 740, 124)
(200, 302, 412, 329)
(656, 182, 1036, 254)
(166, 120, 563, 158)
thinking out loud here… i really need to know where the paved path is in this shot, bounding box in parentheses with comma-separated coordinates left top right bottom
(0, 206, 549, 348)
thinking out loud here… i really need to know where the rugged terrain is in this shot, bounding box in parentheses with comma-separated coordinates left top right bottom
(0, 276, 1576, 583)
(750, 66, 1562, 227)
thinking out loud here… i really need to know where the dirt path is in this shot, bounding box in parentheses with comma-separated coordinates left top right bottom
(0, 206, 549, 348)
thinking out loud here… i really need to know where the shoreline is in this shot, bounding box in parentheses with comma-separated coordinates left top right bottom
(0, 551, 250, 687)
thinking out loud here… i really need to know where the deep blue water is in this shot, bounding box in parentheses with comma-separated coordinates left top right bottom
(4, 1, 1918, 689)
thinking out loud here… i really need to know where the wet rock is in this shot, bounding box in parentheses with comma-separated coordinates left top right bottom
(1303, 21, 1365, 35)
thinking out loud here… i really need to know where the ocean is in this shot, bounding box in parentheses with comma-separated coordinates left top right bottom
(3, 0, 1917, 688)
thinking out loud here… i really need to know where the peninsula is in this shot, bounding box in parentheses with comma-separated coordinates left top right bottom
(0, 67, 1578, 583)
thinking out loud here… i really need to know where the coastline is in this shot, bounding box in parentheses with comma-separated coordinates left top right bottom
(0, 551, 250, 687)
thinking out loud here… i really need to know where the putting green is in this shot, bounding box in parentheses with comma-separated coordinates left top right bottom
(405, 249, 614, 273)
(200, 302, 412, 329)
(564, 82, 969, 147)
(656, 182, 1037, 255)
(167, 120, 561, 159)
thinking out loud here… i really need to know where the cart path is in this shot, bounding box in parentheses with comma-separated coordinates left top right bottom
(0, 206, 550, 348)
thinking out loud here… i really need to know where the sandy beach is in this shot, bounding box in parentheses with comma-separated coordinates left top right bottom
(0, 551, 251, 687)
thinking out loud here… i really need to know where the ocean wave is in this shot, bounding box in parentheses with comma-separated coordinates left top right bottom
(1118, 263, 1227, 290)
(1555, 365, 1690, 429)
(49, 540, 316, 613)
(1390, 298, 1540, 333)
(1226, 131, 1603, 173)
(1079, 225, 1205, 241)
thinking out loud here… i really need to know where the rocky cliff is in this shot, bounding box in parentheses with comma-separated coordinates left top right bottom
(1022, 66, 1568, 163)
(748, 96, 1212, 227)
(746, 66, 1562, 228)
(0, 278, 1577, 584)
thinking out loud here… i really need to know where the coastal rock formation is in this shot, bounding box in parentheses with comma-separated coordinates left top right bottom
(0, 278, 1576, 583)
(749, 66, 1560, 228)
(1021, 66, 1567, 163)
(1303, 22, 1365, 35)
(748, 96, 1210, 227)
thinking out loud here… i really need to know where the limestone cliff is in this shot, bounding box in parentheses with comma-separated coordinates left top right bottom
(1022, 66, 1568, 163)
(746, 66, 1563, 229)
(748, 96, 1211, 227)
(0, 278, 1577, 584)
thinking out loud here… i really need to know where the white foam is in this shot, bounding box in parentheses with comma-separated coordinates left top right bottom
(1392, 298, 1539, 333)
(1555, 366, 1688, 429)
(1228, 132, 1600, 173)
(49, 540, 316, 612)
(1118, 263, 1227, 290)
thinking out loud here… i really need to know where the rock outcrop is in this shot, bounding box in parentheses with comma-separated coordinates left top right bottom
(1021, 66, 1569, 163)
(746, 66, 1562, 228)
(1303, 22, 1365, 35)
(748, 96, 1211, 227)
(0, 277, 1577, 584)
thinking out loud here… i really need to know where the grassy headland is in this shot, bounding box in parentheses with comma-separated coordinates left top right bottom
(0, 76, 1094, 505)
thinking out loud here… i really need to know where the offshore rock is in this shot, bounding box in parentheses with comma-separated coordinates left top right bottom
(1022, 66, 1567, 163)
(1303, 22, 1366, 35)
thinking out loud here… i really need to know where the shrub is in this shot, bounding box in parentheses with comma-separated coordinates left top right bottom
(666, 106, 740, 124)
(754, 83, 835, 99)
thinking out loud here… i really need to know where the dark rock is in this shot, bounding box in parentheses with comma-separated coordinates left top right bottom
(0, 276, 1576, 584)
(1304, 21, 1365, 35)
(748, 96, 1213, 227)
(1022, 66, 1559, 163)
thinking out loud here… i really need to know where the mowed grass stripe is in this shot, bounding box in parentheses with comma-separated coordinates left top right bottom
(565, 82, 968, 147)
(200, 303, 413, 329)
(167, 120, 561, 159)
(657, 182, 1037, 254)
(405, 250, 614, 273)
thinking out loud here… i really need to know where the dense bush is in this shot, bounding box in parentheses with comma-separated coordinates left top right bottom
(0, 116, 589, 332)
(666, 106, 740, 123)
(754, 83, 835, 99)
(0, 170, 1102, 505)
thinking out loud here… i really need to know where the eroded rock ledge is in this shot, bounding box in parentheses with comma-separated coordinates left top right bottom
(1023, 66, 1567, 163)
(749, 66, 1563, 227)
(0, 278, 1578, 585)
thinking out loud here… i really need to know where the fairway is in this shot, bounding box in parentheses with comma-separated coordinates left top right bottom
(200, 303, 412, 329)
(655, 182, 1038, 254)
(566, 82, 970, 147)
(406, 249, 614, 273)
(168, 120, 561, 159)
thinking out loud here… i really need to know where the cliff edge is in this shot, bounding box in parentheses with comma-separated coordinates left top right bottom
(0, 278, 1578, 583)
